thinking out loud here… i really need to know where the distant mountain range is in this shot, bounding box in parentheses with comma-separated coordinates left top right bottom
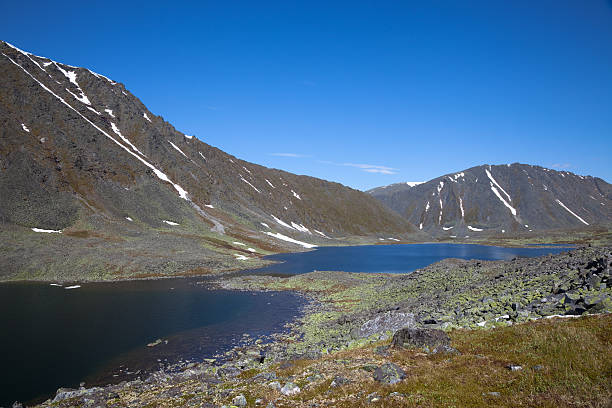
(368, 164, 612, 236)
(0, 41, 417, 281)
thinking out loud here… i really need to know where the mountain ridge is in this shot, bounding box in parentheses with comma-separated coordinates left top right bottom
(368, 163, 612, 236)
(0, 41, 419, 281)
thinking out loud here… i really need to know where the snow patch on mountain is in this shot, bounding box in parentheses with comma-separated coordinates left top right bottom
(111, 123, 145, 156)
(263, 231, 317, 248)
(31, 228, 62, 233)
(240, 176, 260, 193)
(555, 199, 589, 225)
(2, 51, 189, 203)
(271, 215, 294, 230)
(168, 141, 188, 158)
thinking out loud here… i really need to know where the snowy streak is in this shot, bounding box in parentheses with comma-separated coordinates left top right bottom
(263, 231, 317, 248)
(291, 222, 311, 234)
(240, 176, 260, 193)
(555, 199, 589, 225)
(489, 182, 517, 217)
(314, 229, 331, 239)
(168, 141, 188, 158)
(112, 123, 145, 156)
(485, 169, 511, 202)
(32, 228, 62, 233)
(271, 215, 294, 230)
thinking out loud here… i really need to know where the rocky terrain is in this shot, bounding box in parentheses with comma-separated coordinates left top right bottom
(0, 41, 420, 282)
(368, 163, 612, 237)
(24, 246, 612, 407)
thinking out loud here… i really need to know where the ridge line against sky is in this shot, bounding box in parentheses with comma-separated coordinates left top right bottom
(2, 1, 611, 190)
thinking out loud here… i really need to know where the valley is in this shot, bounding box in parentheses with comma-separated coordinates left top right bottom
(1, 38, 611, 408)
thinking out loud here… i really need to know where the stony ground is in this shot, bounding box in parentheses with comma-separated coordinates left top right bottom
(29, 246, 612, 408)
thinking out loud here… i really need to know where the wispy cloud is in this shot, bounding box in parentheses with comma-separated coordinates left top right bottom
(551, 163, 572, 169)
(270, 153, 310, 158)
(319, 161, 398, 175)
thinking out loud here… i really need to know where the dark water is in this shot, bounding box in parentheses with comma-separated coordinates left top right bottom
(245, 243, 572, 275)
(0, 279, 304, 407)
(0, 243, 572, 406)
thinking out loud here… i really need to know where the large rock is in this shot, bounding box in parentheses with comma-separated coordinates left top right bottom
(357, 311, 416, 338)
(373, 363, 406, 385)
(232, 394, 247, 407)
(280, 382, 300, 396)
(391, 328, 450, 349)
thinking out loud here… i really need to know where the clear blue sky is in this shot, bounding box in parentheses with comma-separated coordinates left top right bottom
(3, 1, 611, 190)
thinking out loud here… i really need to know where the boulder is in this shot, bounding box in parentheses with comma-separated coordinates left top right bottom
(357, 311, 415, 338)
(373, 363, 406, 385)
(280, 382, 300, 396)
(232, 394, 247, 407)
(391, 328, 450, 350)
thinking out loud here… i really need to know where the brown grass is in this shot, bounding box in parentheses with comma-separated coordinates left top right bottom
(265, 315, 612, 407)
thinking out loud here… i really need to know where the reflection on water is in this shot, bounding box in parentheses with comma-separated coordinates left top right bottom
(0, 279, 304, 406)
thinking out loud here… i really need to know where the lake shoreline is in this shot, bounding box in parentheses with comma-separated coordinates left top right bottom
(28, 245, 612, 407)
(0, 238, 585, 284)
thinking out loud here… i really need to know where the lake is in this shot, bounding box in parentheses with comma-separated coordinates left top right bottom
(0, 243, 571, 406)
(0, 279, 305, 406)
(244, 243, 572, 275)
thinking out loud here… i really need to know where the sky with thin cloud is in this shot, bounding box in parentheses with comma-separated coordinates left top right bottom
(4, 1, 610, 190)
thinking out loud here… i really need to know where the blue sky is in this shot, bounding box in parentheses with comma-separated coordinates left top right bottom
(3, 1, 612, 190)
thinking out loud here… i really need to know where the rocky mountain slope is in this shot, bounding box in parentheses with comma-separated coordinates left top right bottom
(368, 163, 612, 236)
(0, 41, 417, 281)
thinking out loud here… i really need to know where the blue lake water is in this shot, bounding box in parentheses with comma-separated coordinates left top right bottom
(0, 243, 572, 406)
(245, 243, 572, 275)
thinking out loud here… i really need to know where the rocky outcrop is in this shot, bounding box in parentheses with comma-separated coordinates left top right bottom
(356, 311, 416, 338)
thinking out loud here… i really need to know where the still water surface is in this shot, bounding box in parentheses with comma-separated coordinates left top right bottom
(0, 243, 571, 406)
(245, 243, 572, 275)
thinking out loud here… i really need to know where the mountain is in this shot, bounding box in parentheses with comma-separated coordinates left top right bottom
(366, 181, 424, 196)
(0, 41, 418, 281)
(368, 163, 612, 236)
